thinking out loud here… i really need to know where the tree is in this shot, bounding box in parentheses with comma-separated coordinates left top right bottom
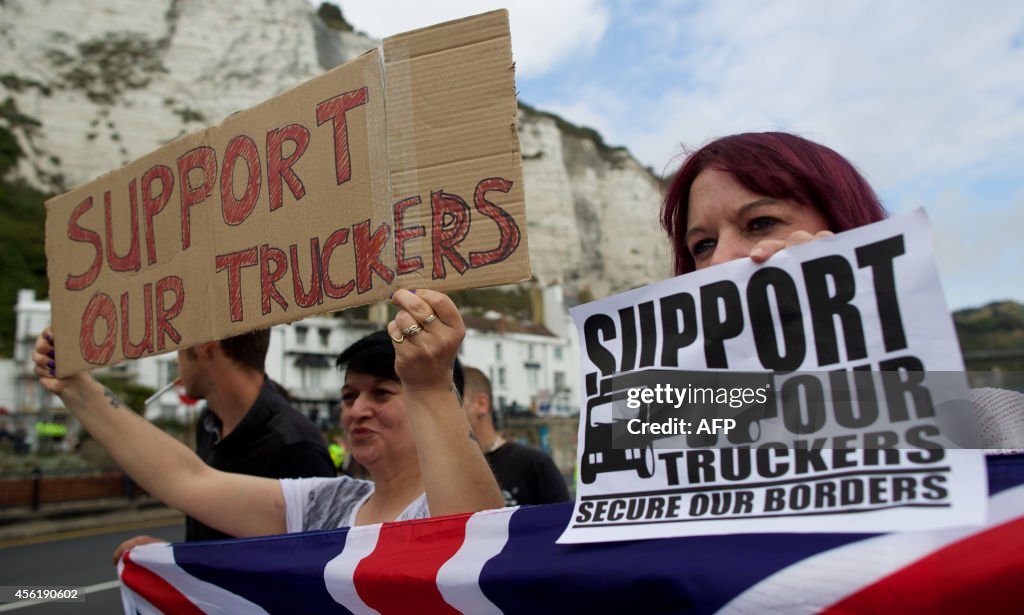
(0, 125, 50, 356)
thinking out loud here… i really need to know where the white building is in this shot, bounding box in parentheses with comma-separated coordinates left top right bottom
(7, 286, 581, 431)
(11, 289, 54, 414)
(459, 293, 579, 415)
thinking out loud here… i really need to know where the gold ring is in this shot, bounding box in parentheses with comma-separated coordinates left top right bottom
(419, 313, 437, 327)
(390, 332, 405, 344)
(401, 323, 423, 338)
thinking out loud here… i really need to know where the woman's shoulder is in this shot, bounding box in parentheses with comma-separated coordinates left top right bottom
(287, 475, 372, 499)
(280, 475, 374, 512)
(281, 475, 375, 532)
(971, 387, 1024, 452)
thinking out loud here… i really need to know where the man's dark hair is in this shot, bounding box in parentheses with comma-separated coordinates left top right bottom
(335, 330, 464, 400)
(461, 366, 493, 410)
(219, 329, 270, 372)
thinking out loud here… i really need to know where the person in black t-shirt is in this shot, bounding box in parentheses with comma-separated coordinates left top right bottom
(462, 367, 570, 506)
(112, 329, 335, 561)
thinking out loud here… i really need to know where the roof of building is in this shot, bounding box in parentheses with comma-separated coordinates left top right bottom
(461, 313, 556, 338)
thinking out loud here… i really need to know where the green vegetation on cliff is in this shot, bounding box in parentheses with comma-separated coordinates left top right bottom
(953, 300, 1024, 353)
(0, 123, 49, 357)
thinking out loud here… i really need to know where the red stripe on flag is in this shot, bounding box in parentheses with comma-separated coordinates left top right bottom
(121, 550, 205, 615)
(823, 516, 1024, 614)
(355, 513, 472, 615)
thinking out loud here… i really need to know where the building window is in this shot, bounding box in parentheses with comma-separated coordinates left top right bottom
(161, 360, 177, 386)
(528, 344, 535, 360)
(554, 346, 563, 360)
(554, 371, 566, 391)
(495, 342, 502, 360)
(319, 328, 330, 347)
(295, 326, 308, 345)
(527, 368, 539, 387)
(498, 367, 506, 386)
(302, 367, 322, 390)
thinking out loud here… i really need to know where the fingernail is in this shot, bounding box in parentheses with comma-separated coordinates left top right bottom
(409, 289, 417, 294)
(47, 350, 54, 359)
(751, 247, 765, 258)
(44, 333, 52, 343)
(49, 367, 55, 376)
(48, 361, 55, 369)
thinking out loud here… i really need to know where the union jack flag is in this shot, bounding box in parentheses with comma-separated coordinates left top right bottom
(119, 453, 1024, 614)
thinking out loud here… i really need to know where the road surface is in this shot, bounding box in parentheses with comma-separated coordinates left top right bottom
(0, 519, 183, 614)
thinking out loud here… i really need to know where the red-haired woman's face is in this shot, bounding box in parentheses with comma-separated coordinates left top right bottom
(685, 168, 830, 270)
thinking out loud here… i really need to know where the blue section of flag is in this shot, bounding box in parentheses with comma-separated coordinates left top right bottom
(479, 502, 864, 614)
(175, 527, 354, 613)
(987, 453, 1024, 496)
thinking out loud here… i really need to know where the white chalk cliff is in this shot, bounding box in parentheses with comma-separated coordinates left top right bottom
(0, 0, 670, 299)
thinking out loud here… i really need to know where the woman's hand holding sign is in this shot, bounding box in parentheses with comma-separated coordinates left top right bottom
(749, 229, 836, 264)
(386, 289, 503, 516)
(387, 289, 465, 395)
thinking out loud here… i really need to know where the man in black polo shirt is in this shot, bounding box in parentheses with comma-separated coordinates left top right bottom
(112, 330, 335, 559)
(462, 366, 570, 506)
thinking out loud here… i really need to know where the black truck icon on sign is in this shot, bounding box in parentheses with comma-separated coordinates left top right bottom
(578, 369, 774, 485)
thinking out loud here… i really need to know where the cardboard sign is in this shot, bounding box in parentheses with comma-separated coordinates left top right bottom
(44, 10, 529, 376)
(560, 210, 986, 544)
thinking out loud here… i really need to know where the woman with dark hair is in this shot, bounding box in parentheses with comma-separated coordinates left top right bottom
(661, 132, 887, 274)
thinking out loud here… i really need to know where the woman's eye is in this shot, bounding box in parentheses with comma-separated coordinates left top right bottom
(691, 238, 716, 257)
(748, 217, 779, 232)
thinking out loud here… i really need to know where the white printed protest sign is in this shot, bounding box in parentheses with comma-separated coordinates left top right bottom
(559, 210, 986, 544)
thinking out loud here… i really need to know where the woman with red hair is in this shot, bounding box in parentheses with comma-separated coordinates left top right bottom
(661, 132, 887, 274)
(660, 131, 1024, 451)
